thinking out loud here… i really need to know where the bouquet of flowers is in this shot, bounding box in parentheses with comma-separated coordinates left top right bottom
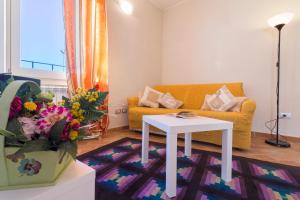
(0, 80, 108, 163)
(61, 85, 108, 138)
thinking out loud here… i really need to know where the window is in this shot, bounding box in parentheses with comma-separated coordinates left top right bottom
(10, 0, 67, 85)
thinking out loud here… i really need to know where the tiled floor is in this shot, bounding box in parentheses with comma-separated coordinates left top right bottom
(78, 129, 300, 167)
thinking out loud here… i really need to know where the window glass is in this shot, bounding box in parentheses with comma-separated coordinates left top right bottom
(20, 0, 66, 73)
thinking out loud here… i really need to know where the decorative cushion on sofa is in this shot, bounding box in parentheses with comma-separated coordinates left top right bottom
(139, 86, 163, 108)
(201, 94, 211, 111)
(158, 93, 183, 109)
(202, 94, 247, 112)
(229, 97, 248, 112)
(206, 86, 238, 112)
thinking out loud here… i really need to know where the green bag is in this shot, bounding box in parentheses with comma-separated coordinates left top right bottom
(0, 81, 72, 190)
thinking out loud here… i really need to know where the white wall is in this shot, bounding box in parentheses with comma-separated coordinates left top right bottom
(162, 0, 300, 137)
(107, 0, 162, 128)
(0, 0, 5, 73)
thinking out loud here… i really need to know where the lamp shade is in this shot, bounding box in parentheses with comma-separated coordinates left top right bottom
(268, 12, 294, 27)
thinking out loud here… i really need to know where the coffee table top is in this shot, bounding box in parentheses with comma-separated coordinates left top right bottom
(143, 115, 233, 133)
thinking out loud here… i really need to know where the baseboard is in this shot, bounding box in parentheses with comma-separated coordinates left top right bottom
(252, 131, 300, 142)
(108, 126, 129, 132)
(110, 128, 300, 142)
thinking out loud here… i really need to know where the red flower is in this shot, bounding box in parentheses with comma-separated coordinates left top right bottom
(36, 103, 42, 112)
(94, 83, 100, 91)
(60, 126, 70, 141)
(9, 96, 23, 119)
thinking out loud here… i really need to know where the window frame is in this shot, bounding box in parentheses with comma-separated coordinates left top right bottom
(9, 0, 67, 86)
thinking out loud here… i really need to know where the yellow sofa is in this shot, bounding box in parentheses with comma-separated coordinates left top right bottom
(128, 83, 256, 149)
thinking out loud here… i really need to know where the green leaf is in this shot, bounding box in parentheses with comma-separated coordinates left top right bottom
(96, 91, 108, 105)
(49, 118, 67, 144)
(83, 109, 105, 124)
(13, 139, 50, 157)
(5, 138, 24, 148)
(77, 129, 86, 140)
(15, 81, 41, 103)
(99, 91, 108, 101)
(4, 138, 24, 147)
(36, 91, 55, 103)
(62, 96, 71, 108)
(59, 141, 77, 162)
(79, 98, 90, 110)
(0, 127, 25, 147)
(6, 118, 27, 142)
(0, 128, 16, 138)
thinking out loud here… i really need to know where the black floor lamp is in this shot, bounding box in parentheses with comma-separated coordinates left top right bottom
(265, 12, 294, 148)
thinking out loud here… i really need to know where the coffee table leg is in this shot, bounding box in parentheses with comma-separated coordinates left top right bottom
(166, 132, 177, 198)
(222, 128, 232, 182)
(142, 121, 149, 163)
(184, 132, 192, 157)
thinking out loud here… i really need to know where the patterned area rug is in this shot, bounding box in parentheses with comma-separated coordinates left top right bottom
(77, 137, 300, 200)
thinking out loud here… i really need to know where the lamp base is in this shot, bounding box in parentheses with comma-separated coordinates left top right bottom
(265, 138, 291, 148)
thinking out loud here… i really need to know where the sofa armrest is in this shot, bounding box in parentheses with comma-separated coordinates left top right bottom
(128, 96, 139, 108)
(241, 99, 256, 114)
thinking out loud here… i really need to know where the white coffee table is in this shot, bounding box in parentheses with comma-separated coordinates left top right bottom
(141, 115, 233, 198)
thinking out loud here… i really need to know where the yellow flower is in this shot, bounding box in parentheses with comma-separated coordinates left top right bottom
(58, 100, 65, 106)
(76, 88, 87, 97)
(47, 102, 55, 107)
(79, 116, 85, 121)
(72, 102, 80, 110)
(70, 119, 80, 126)
(83, 91, 99, 103)
(78, 109, 84, 115)
(69, 130, 78, 140)
(24, 102, 37, 111)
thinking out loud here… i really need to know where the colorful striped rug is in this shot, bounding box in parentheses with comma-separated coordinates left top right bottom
(77, 137, 300, 200)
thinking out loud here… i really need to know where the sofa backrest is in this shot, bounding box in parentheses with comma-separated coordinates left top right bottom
(154, 82, 245, 109)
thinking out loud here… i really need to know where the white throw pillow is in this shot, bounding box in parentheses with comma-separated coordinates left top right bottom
(229, 97, 248, 112)
(206, 86, 238, 112)
(158, 93, 183, 109)
(201, 94, 212, 111)
(139, 86, 163, 108)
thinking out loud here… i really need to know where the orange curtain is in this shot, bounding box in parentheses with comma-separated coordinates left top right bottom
(64, 0, 109, 132)
(64, 0, 78, 93)
(80, 0, 108, 92)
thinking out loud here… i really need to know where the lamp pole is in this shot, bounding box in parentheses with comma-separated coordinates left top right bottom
(265, 24, 291, 148)
(276, 24, 283, 145)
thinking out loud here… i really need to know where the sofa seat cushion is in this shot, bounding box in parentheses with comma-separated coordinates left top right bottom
(129, 107, 194, 117)
(129, 107, 251, 132)
(194, 110, 251, 131)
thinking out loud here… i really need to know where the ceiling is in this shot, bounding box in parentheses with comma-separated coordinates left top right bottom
(148, 0, 184, 10)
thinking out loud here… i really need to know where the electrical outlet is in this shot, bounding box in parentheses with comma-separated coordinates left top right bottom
(122, 108, 128, 113)
(280, 112, 292, 119)
(114, 109, 122, 114)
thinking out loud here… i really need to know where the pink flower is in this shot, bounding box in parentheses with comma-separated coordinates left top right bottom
(9, 97, 23, 119)
(36, 106, 73, 137)
(18, 117, 38, 139)
(60, 126, 70, 141)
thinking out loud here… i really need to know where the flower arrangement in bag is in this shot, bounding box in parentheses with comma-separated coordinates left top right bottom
(0, 80, 108, 165)
(61, 85, 108, 129)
